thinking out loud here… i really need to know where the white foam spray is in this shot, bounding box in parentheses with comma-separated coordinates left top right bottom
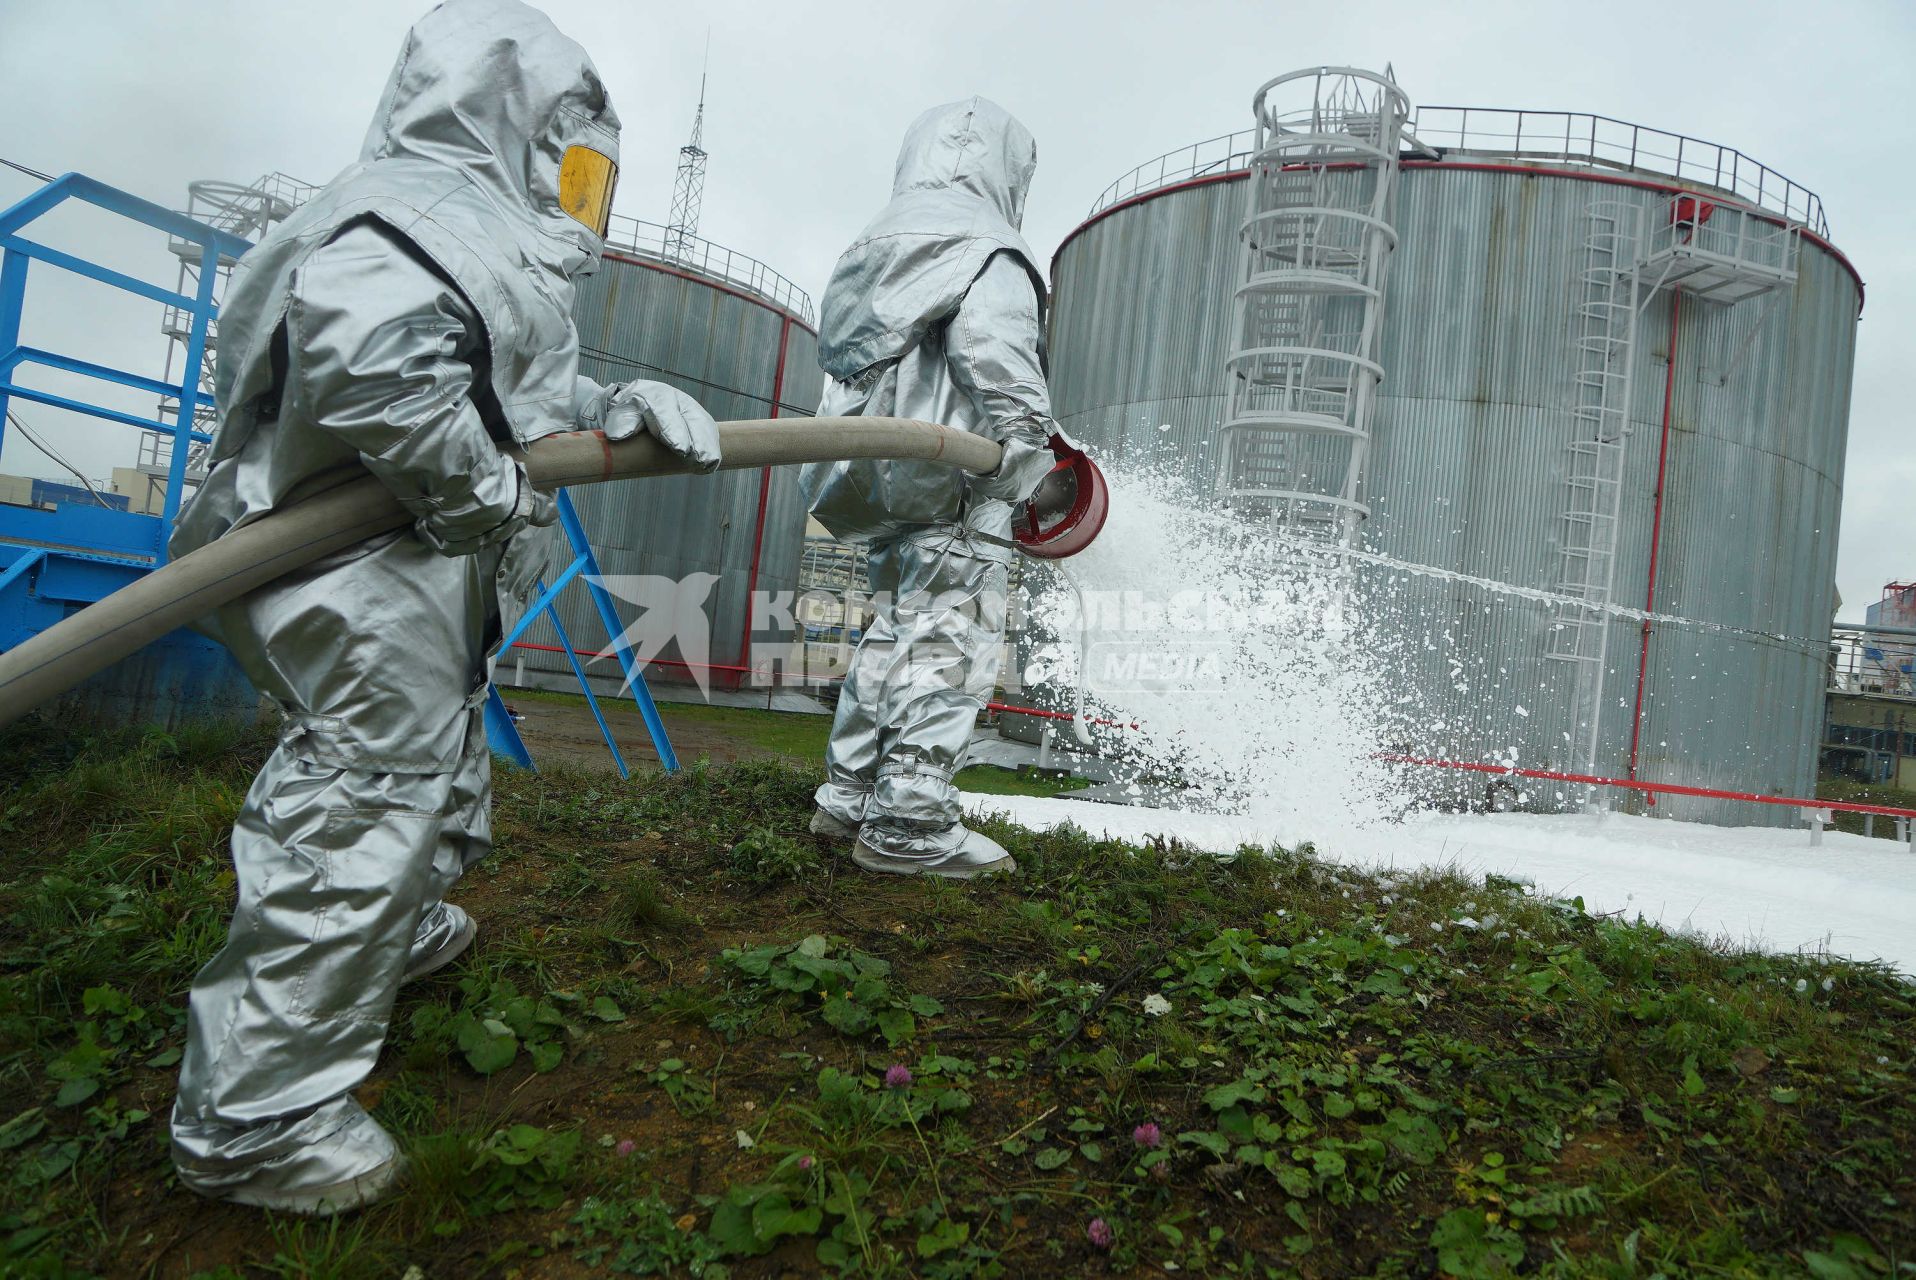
(1017, 465, 1410, 830)
(1010, 439, 1829, 836)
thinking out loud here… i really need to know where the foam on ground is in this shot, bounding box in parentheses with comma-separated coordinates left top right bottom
(1005, 461, 1914, 974)
(960, 791, 1916, 976)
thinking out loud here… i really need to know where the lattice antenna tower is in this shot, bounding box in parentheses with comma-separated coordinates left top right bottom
(664, 38, 709, 259)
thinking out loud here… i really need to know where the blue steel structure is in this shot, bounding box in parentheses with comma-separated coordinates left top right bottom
(0, 173, 238, 546)
(0, 171, 678, 769)
(484, 489, 680, 775)
(0, 173, 256, 726)
(18, 479, 130, 511)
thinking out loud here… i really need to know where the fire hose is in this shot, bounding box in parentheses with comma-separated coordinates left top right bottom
(0, 417, 1004, 730)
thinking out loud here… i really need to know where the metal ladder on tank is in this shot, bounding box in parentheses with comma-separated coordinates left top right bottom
(1217, 66, 1409, 549)
(1549, 199, 1642, 774)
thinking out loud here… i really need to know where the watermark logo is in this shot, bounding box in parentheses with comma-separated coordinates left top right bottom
(553, 578, 1287, 700)
(587, 573, 720, 697)
(1085, 640, 1226, 692)
(1021, 639, 1227, 693)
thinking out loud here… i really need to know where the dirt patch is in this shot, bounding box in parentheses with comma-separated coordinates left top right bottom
(504, 697, 801, 772)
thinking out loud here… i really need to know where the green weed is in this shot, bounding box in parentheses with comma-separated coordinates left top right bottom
(726, 825, 821, 885)
(715, 934, 942, 1047)
(565, 1192, 730, 1275)
(613, 869, 693, 932)
(407, 977, 566, 1075)
(639, 1056, 715, 1118)
(261, 1214, 394, 1280)
(460, 1123, 580, 1215)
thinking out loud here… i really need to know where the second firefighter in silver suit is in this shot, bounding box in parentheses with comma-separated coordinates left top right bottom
(801, 98, 1060, 878)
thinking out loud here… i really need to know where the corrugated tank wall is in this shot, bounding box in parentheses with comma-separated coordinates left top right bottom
(1629, 237, 1856, 816)
(1048, 179, 1239, 486)
(1044, 162, 1859, 821)
(511, 253, 823, 692)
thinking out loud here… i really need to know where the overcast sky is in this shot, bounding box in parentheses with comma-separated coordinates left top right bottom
(0, 0, 1909, 614)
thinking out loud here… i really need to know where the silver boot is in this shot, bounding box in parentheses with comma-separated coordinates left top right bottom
(852, 825, 1017, 879)
(809, 806, 862, 845)
(173, 1096, 405, 1216)
(404, 901, 478, 983)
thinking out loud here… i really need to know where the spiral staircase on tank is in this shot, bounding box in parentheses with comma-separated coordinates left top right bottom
(1216, 66, 1410, 549)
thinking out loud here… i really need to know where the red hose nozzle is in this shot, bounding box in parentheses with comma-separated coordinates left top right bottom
(1014, 434, 1109, 560)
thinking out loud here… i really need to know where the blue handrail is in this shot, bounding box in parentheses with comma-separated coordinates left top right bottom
(0, 172, 246, 560)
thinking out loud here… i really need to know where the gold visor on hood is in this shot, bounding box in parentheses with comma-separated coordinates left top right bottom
(559, 146, 618, 237)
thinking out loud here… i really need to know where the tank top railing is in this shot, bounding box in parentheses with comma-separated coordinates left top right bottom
(605, 214, 816, 326)
(1085, 108, 1827, 238)
(1408, 107, 1826, 236)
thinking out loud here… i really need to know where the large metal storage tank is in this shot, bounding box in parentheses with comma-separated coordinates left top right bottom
(1031, 98, 1862, 822)
(512, 219, 824, 694)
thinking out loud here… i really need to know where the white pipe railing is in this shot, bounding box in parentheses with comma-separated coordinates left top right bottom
(1410, 107, 1827, 236)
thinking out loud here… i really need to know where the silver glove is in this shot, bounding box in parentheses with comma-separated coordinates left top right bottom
(968, 430, 1056, 504)
(580, 379, 722, 473)
(528, 483, 559, 528)
(416, 462, 555, 556)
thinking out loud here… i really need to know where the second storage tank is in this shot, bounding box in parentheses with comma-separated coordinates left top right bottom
(512, 218, 825, 694)
(1023, 87, 1862, 821)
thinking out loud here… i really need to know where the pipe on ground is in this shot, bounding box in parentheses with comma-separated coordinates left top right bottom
(0, 416, 1001, 729)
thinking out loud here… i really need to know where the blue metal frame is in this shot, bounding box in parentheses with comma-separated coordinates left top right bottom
(0, 174, 259, 726)
(484, 488, 679, 775)
(0, 172, 244, 561)
(0, 548, 44, 602)
(483, 688, 536, 770)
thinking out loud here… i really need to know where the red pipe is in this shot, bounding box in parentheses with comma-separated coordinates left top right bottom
(506, 639, 1894, 819)
(986, 700, 1138, 730)
(734, 314, 793, 692)
(1379, 754, 1916, 821)
(1627, 291, 1682, 784)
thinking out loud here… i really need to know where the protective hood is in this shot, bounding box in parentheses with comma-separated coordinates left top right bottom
(891, 94, 1036, 228)
(816, 97, 1044, 382)
(363, 0, 622, 277)
(206, 0, 619, 457)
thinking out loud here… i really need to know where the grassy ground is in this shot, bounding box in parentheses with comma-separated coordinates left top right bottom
(508, 687, 1087, 799)
(1, 718, 1912, 1279)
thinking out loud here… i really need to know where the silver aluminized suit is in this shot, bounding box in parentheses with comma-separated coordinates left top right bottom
(165, 0, 715, 1212)
(800, 98, 1058, 872)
